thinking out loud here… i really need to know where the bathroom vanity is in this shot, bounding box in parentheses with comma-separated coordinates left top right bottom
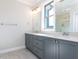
(25, 33, 78, 59)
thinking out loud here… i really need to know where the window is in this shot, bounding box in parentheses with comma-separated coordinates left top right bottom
(44, 1, 55, 31)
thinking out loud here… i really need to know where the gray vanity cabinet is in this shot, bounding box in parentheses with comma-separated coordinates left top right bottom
(44, 38, 78, 59)
(44, 38, 57, 59)
(25, 33, 78, 59)
(58, 40, 78, 59)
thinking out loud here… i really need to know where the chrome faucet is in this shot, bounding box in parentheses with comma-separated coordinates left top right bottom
(62, 32, 69, 36)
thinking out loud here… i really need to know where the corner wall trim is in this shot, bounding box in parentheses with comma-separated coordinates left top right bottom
(0, 46, 25, 54)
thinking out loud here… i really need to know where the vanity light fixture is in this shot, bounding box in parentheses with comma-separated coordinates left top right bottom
(32, 7, 41, 15)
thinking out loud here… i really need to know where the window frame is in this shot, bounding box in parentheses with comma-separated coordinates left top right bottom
(44, 1, 55, 29)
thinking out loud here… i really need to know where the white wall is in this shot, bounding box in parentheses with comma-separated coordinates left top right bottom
(0, 0, 32, 51)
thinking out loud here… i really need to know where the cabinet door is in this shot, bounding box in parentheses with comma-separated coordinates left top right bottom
(74, 44, 78, 59)
(44, 38, 57, 59)
(59, 40, 78, 59)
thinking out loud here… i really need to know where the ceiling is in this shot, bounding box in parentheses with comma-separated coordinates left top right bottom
(17, 0, 46, 9)
(17, 0, 78, 11)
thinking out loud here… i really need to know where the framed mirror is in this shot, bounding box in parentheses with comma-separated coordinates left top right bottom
(43, 0, 78, 32)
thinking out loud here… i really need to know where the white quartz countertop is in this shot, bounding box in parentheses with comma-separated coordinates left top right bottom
(25, 32, 78, 42)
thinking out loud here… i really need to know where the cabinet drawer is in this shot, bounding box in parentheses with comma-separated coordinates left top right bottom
(33, 47, 43, 58)
(33, 39, 43, 49)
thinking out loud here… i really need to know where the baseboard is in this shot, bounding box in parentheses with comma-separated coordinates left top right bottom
(0, 46, 25, 54)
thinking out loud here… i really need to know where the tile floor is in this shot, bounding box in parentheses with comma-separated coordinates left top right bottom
(0, 49, 38, 59)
